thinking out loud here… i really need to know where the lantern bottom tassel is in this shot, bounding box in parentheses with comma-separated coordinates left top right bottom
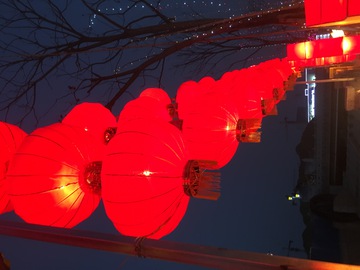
(183, 160, 220, 201)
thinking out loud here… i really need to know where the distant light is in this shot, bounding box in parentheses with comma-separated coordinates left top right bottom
(331, 30, 345, 38)
(142, 170, 152, 176)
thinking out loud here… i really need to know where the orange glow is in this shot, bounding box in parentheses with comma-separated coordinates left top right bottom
(342, 37, 354, 54)
(295, 42, 314, 60)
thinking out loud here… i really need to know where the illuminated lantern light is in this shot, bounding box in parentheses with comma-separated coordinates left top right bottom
(0, 122, 27, 214)
(175, 77, 216, 121)
(62, 102, 117, 145)
(320, 0, 347, 25)
(181, 87, 240, 169)
(277, 58, 300, 91)
(314, 37, 343, 58)
(7, 123, 102, 228)
(139, 87, 171, 106)
(349, 0, 360, 17)
(305, 0, 360, 27)
(102, 119, 220, 239)
(224, 69, 263, 142)
(287, 41, 315, 62)
(226, 69, 258, 117)
(304, 0, 322, 26)
(117, 95, 172, 126)
(342, 35, 360, 56)
(305, 0, 348, 27)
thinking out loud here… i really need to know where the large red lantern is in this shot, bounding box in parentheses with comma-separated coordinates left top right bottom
(180, 83, 240, 169)
(102, 119, 220, 239)
(0, 122, 27, 214)
(7, 123, 102, 228)
(62, 102, 117, 145)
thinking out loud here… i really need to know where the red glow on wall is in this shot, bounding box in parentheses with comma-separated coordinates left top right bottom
(0, 122, 27, 214)
(7, 123, 102, 228)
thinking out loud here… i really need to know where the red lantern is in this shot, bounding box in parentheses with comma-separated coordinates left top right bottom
(7, 123, 102, 228)
(0, 122, 27, 214)
(176, 80, 204, 120)
(139, 87, 171, 105)
(228, 68, 264, 119)
(102, 119, 220, 239)
(181, 83, 240, 169)
(118, 96, 172, 126)
(62, 102, 117, 145)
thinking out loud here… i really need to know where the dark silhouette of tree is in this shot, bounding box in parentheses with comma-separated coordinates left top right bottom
(0, 0, 314, 127)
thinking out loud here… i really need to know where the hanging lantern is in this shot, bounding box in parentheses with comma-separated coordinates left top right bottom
(118, 95, 172, 126)
(7, 123, 102, 228)
(102, 119, 220, 239)
(181, 84, 240, 169)
(176, 80, 204, 121)
(0, 122, 27, 214)
(228, 69, 264, 118)
(62, 102, 117, 144)
(139, 87, 171, 105)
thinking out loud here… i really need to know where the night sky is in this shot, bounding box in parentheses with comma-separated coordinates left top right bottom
(0, 1, 308, 269)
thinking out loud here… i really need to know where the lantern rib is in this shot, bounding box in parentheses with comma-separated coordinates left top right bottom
(104, 185, 182, 204)
(53, 189, 85, 228)
(9, 181, 78, 196)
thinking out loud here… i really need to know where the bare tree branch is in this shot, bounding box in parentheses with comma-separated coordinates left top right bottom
(0, 0, 314, 126)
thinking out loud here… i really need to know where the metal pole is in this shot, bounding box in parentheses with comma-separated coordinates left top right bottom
(1, 220, 360, 270)
(295, 78, 356, 84)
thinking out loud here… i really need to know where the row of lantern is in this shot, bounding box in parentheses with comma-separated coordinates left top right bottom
(287, 34, 360, 68)
(0, 57, 299, 239)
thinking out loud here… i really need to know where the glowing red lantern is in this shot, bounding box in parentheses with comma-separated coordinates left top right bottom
(305, 0, 346, 27)
(229, 68, 265, 118)
(118, 95, 172, 126)
(7, 123, 102, 228)
(102, 119, 220, 239)
(181, 84, 240, 169)
(0, 122, 27, 214)
(139, 87, 171, 105)
(176, 80, 205, 120)
(62, 102, 117, 145)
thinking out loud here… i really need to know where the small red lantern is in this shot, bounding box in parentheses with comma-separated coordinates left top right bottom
(102, 119, 220, 239)
(0, 122, 27, 214)
(62, 102, 117, 145)
(7, 123, 102, 228)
